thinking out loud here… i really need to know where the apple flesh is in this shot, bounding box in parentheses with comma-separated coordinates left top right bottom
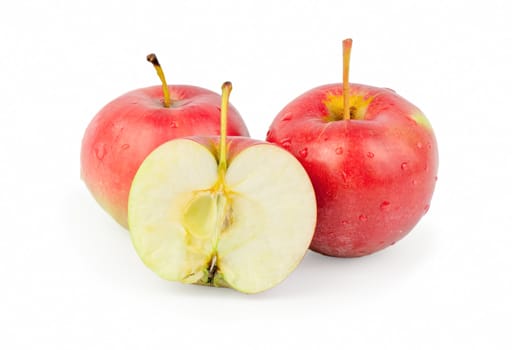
(267, 83, 438, 257)
(128, 136, 317, 293)
(80, 85, 249, 228)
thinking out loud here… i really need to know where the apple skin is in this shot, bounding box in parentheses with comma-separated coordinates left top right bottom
(81, 84, 249, 228)
(185, 135, 266, 161)
(266, 83, 438, 257)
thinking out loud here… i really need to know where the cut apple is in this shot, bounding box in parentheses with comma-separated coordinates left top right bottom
(127, 82, 317, 293)
(128, 138, 316, 293)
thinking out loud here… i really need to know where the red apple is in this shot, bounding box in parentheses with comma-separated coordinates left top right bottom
(266, 39, 438, 257)
(81, 54, 249, 228)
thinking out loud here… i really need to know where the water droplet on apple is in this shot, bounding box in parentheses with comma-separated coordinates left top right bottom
(170, 121, 178, 128)
(367, 152, 374, 158)
(380, 201, 390, 210)
(94, 144, 107, 160)
(282, 112, 292, 121)
(121, 144, 130, 150)
(359, 214, 368, 222)
(335, 147, 343, 155)
(298, 148, 308, 158)
(401, 162, 408, 171)
(417, 142, 423, 149)
(412, 179, 418, 186)
(424, 204, 430, 214)
(341, 220, 349, 225)
(280, 138, 292, 149)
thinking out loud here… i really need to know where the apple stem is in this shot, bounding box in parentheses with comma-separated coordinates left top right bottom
(218, 82, 232, 181)
(342, 39, 353, 121)
(146, 53, 171, 108)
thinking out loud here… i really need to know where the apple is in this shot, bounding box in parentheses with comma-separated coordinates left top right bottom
(266, 39, 438, 257)
(81, 54, 249, 228)
(128, 82, 317, 293)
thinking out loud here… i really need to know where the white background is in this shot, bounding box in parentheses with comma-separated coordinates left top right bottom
(1, 0, 511, 348)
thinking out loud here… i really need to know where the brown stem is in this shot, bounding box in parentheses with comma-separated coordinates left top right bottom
(147, 53, 171, 108)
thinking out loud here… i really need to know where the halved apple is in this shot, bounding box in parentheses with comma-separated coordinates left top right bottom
(127, 83, 317, 293)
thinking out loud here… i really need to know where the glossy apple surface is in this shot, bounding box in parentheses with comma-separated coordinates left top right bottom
(81, 85, 249, 228)
(267, 83, 438, 257)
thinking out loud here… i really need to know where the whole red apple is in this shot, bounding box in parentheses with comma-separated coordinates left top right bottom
(81, 55, 249, 228)
(266, 40, 438, 257)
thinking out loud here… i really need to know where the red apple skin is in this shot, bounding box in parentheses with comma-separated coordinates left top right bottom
(81, 85, 249, 228)
(266, 83, 438, 257)
(186, 135, 266, 162)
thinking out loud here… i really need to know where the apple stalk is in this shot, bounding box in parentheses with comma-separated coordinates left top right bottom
(147, 53, 171, 108)
(218, 82, 232, 183)
(342, 38, 352, 121)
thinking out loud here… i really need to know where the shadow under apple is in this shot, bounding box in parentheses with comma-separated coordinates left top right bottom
(271, 222, 437, 299)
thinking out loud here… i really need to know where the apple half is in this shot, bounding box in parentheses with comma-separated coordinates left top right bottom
(127, 83, 317, 293)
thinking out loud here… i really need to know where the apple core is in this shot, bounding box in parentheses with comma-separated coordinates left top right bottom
(181, 188, 232, 285)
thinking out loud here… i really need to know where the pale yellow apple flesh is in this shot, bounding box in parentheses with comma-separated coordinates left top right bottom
(128, 138, 317, 294)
